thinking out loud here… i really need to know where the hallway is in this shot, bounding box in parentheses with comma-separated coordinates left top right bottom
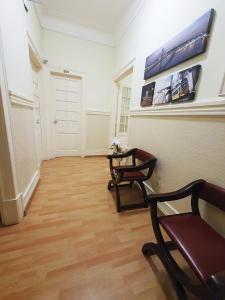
(0, 157, 187, 300)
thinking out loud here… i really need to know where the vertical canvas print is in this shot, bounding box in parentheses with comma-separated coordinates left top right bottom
(144, 9, 214, 80)
(141, 82, 155, 106)
(171, 65, 201, 103)
(153, 75, 172, 105)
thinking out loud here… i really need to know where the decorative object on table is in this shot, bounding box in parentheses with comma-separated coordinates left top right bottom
(109, 137, 123, 154)
(107, 148, 157, 212)
(219, 72, 225, 97)
(153, 75, 172, 105)
(144, 8, 214, 80)
(142, 179, 225, 300)
(171, 64, 201, 103)
(141, 82, 155, 106)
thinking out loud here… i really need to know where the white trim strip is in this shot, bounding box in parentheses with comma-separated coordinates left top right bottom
(86, 110, 111, 116)
(9, 90, 33, 109)
(130, 100, 225, 117)
(23, 169, 40, 209)
(42, 15, 114, 47)
(144, 182, 178, 215)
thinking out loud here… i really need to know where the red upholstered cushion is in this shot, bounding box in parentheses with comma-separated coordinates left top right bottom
(199, 182, 225, 212)
(122, 171, 145, 180)
(112, 166, 145, 181)
(159, 213, 225, 283)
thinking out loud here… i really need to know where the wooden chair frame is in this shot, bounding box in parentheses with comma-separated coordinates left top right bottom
(142, 179, 225, 300)
(107, 148, 156, 212)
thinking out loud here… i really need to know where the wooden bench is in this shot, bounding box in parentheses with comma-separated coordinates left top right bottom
(107, 148, 156, 212)
(143, 179, 225, 300)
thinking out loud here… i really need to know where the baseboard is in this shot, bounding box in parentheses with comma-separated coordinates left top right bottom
(1, 193, 23, 225)
(143, 182, 178, 215)
(84, 149, 108, 156)
(22, 169, 40, 209)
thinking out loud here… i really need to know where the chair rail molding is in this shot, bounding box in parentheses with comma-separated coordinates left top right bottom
(130, 99, 225, 117)
(86, 109, 111, 116)
(9, 90, 33, 109)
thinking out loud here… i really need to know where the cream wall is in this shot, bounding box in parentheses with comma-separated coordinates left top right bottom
(43, 29, 114, 111)
(85, 112, 111, 155)
(0, 0, 43, 223)
(43, 29, 114, 155)
(114, 0, 225, 235)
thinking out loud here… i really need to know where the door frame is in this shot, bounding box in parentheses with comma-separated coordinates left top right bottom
(113, 58, 135, 141)
(48, 66, 86, 158)
(28, 34, 46, 166)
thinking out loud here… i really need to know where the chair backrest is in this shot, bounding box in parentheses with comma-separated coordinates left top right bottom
(199, 182, 225, 212)
(134, 148, 155, 162)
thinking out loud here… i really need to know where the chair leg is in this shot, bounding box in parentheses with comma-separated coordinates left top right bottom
(114, 184, 121, 212)
(142, 241, 187, 300)
(170, 276, 188, 300)
(107, 180, 113, 190)
(142, 240, 177, 256)
(139, 181, 148, 208)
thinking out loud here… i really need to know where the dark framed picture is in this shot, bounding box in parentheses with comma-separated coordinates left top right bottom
(144, 9, 214, 80)
(171, 65, 201, 103)
(141, 82, 155, 106)
(153, 75, 172, 105)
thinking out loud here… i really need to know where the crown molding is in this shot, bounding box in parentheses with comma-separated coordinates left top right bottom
(39, 13, 114, 47)
(34, 1, 145, 47)
(115, 0, 146, 42)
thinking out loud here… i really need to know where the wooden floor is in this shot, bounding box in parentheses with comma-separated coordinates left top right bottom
(0, 157, 197, 300)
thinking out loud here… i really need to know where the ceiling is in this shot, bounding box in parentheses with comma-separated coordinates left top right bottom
(41, 0, 136, 34)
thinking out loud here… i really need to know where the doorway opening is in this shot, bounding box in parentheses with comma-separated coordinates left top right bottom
(114, 67, 133, 149)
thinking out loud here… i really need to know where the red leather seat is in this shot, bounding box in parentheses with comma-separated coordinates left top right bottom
(159, 213, 225, 283)
(112, 166, 146, 181)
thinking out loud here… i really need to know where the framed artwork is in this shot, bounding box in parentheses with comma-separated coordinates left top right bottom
(141, 82, 155, 106)
(144, 9, 214, 80)
(171, 65, 201, 103)
(153, 75, 172, 105)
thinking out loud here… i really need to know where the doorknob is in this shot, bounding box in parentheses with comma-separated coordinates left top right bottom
(36, 120, 40, 124)
(53, 120, 58, 124)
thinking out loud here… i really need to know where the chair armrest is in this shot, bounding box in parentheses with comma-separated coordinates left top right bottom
(107, 148, 135, 159)
(116, 158, 156, 173)
(148, 179, 205, 203)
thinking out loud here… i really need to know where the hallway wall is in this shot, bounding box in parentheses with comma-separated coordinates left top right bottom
(0, 0, 43, 223)
(42, 29, 114, 156)
(114, 0, 225, 235)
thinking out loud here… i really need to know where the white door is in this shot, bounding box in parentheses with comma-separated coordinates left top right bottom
(32, 68, 42, 165)
(52, 75, 82, 157)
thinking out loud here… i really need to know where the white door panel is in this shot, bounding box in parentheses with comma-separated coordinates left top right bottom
(52, 75, 82, 157)
(32, 69, 42, 165)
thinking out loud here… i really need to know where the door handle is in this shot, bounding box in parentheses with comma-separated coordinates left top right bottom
(36, 120, 40, 124)
(53, 120, 58, 124)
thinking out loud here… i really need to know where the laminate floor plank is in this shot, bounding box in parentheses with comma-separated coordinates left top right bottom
(0, 157, 197, 300)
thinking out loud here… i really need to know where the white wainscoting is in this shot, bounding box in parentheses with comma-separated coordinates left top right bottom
(9, 90, 40, 213)
(144, 181, 179, 215)
(85, 110, 111, 156)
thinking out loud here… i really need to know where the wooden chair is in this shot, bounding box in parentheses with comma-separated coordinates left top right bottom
(107, 148, 156, 212)
(142, 179, 225, 300)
